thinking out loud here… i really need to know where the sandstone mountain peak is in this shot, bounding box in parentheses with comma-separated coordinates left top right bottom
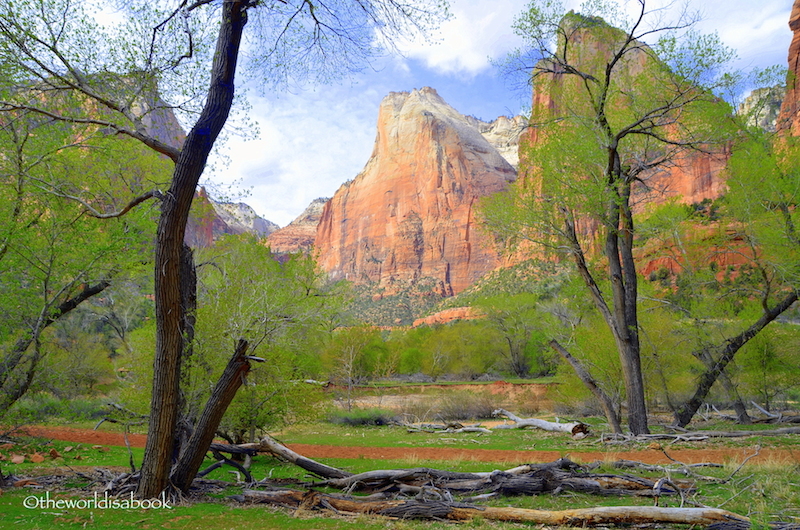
(268, 197, 330, 254)
(315, 87, 516, 296)
(185, 187, 278, 247)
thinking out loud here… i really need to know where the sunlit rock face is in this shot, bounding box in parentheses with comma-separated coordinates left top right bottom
(779, 0, 800, 135)
(739, 86, 785, 133)
(518, 13, 729, 220)
(268, 197, 329, 254)
(315, 87, 516, 296)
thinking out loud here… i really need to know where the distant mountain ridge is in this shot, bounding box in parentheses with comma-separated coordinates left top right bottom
(185, 187, 278, 247)
(315, 86, 517, 297)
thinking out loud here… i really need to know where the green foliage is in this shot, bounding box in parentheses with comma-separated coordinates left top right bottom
(191, 237, 345, 439)
(327, 407, 394, 426)
(5, 393, 109, 423)
(736, 326, 800, 411)
(476, 293, 557, 378)
(0, 103, 162, 416)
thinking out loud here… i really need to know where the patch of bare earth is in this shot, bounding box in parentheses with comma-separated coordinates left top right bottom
(15, 426, 800, 466)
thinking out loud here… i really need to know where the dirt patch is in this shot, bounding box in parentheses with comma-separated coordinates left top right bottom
(19, 426, 148, 448)
(287, 443, 799, 465)
(14, 426, 800, 466)
(343, 381, 554, 413)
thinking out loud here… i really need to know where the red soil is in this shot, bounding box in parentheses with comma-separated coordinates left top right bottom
(17, 426, 800, 466)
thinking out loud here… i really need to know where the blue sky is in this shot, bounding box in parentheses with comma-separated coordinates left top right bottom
(207, 0, 795, 227)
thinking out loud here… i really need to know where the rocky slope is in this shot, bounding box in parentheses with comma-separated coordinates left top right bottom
(465, 115, 526, 169)
(739, 86, 786, 132)
(185, 187, 278, 248)
(213, 200, 278, 237)
(268, 197, 329, 254)
(315, 87, 516, 296)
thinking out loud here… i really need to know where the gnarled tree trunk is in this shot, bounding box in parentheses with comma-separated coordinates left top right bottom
(137, 1, 248, 499)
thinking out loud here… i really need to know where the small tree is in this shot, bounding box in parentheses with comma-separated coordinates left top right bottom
(0, 109, 160, 417)
(0, 0, 448, 496)
(481, 0, 737, 434)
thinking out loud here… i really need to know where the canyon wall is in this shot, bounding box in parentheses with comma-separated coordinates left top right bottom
(315, 87, 516, 296)
(268, 197, 329, 254)
(779, 0, 800, 135)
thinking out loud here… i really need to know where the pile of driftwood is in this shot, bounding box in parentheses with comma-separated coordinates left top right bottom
(398, 409, 590, 438)
(207, 435, 776, 528)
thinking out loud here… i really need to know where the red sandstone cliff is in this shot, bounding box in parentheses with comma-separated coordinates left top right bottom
(268, 197, 329, 254)
(315, 87, 516, 296)
(520, 14, 728, 218)
(779, 0, 800, 135)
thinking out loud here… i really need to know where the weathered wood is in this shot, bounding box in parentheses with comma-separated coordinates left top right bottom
(170, 339, 252, 492)
(238, 488, 749, 526)
(255, 436, 353, 479)
(308, 458, 690, 498)
(492, 408, 590, 437)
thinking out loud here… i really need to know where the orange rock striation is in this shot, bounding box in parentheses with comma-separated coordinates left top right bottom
(412, 306, 483, 327)
(779, 0, 800, 135)
(315, 87, 516, 296)
(268, 197, 329, 254)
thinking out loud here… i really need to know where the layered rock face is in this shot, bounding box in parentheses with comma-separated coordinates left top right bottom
(465, 115, 526, 168)
(213, 201, 278, 237)
(185, 187, 278, 248)
(779, 0, 800, 134)
(520, 14, 728, 216)
(315, 87, 516, 296)
(268, 197, 329, 254)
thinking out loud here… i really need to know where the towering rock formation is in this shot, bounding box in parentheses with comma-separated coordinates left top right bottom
(315, 87, 516, 296)
(268, 197, 329, 254)
(779, 0, 800, 135)
(465, 115, 527, 169)
(739, 86, 785, 132)
(519, 13, 728, 215)
(185, 187, 278, 248)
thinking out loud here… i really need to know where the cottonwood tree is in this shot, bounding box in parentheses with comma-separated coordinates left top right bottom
(0, 0, 447, 497)
(481, 0, 736, 434)
(669, 89, 800, 427)
(0, 109, 160, 417)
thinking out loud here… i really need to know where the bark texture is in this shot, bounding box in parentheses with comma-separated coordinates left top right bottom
(137, 1, 248, 498)
(171, 339, 251, 491)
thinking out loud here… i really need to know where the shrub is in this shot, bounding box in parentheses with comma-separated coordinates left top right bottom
(435, 390, 498, 421)
(7, 393, 109, 423)
(327, 408, 394, 426)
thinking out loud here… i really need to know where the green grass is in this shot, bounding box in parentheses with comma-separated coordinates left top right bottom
(3, 417, 800, 529)
(1, 489, 457, 530)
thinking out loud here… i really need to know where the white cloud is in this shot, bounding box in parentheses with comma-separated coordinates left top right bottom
(400, 0, 527, 77)
(208, 85, 383, 227)
(207, 0, 794, 227)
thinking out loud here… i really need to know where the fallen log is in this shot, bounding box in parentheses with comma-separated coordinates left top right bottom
(492, 408, 590, 437)
(308, 457, 690, 498)
(251, 436, 353, 479)
(237, 488, 749, 526)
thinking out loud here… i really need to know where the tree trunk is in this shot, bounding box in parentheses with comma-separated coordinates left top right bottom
(673, 290, 799, 428)
(0, 280, 110, 415)
(137, 1, 248, 499)
(171, 339, 251, 492)
(607, 186, 649, 435)
(548, 340, 623, 434)
(238, 489, 749, 527)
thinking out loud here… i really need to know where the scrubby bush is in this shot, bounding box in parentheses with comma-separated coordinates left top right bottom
(327, 408, 394, 426)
